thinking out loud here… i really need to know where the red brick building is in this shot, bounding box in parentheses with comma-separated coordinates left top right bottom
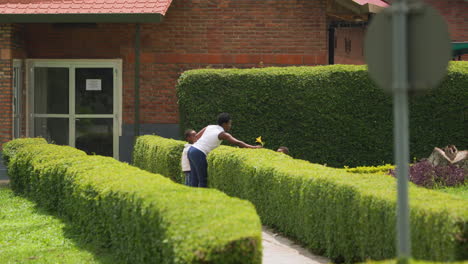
(0, 0, 465, 161)
(334, 0, 468, 64)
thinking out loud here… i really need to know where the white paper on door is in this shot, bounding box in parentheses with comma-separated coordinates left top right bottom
(86, 79, 102, 91)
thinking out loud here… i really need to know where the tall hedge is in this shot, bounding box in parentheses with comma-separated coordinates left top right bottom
(4, 138, 262, 264)
(177, 62, 468, 167)
(133, 135, 468, 263)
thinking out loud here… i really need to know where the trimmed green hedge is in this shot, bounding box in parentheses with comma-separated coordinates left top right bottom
(209, 147, 468, 262)
(359, 260, 468, 264)
(133, 135, 468, 263)
(177, 62, 468, 167)
(345, 164, 395, 174)
(4, 138, 262, 264)
(2, 137, 46, 165)
(133, 135, 186, 183)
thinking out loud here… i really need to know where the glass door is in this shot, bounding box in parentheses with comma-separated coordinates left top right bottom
(74, 68, 114, 157)
(28, 60, 121, 159)
(32, 67, 70, 145)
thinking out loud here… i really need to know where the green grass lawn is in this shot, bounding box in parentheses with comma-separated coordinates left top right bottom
(344, 165, 467, 201)
(0, 183, 117, 264)
(436, 184, 468, 200)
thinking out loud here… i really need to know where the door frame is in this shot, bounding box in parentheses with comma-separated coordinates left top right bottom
(25, 59, 122, 159)
(12, 59, 22, 139)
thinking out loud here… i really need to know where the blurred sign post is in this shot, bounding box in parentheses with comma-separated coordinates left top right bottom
(364, 0, 451, 263)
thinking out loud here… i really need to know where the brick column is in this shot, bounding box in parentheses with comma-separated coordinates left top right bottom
(0, 24, 13, 149)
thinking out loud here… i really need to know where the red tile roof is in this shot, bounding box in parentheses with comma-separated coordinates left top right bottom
(353, 0, 389, 7)
(0, 0, 173, 15)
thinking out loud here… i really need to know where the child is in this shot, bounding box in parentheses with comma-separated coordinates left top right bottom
(277, 146, 289, 155)
(181, 129, 197, 185)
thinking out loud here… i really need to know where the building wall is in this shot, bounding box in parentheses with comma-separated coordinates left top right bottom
(23, 0, 328, 129)
(334, 27, 366, 65)
(0, 24, 13, 149)
(334, 0, 468, 64)
(0, 0, 328, 159)
(427, 0, 468, 42)
(0, 24, 25, 149)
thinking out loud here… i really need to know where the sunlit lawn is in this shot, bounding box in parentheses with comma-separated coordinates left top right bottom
(437, 184, 468, 200)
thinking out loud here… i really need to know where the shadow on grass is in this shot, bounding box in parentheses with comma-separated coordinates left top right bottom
(1, 182, 121, 264)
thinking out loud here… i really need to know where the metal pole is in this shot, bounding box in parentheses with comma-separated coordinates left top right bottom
(392, 0, 411, 263)
(134, 23, 141, 141)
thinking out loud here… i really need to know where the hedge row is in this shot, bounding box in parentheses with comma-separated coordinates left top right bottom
(177, 62, 468, 167)
(1, 137, 46, 164)
(345, 164, 395, 174)
(133, 135, 186, 183)
(3, 138, 262, 264)
(133, 135, 468, 263)
(359, 260, 468, 264)
(209, 146, 468, 262)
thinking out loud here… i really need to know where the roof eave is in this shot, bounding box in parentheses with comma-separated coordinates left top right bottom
(366, 3, 386, 14)
(0, 13, 164, 23)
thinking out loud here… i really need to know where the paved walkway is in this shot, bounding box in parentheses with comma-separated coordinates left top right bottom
(262, 227, 329, 264)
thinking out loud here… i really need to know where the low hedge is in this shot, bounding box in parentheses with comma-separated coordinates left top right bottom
(345, 164, 395, 174)
(133, 135, 186, 183)
(359, 260, 468, 264)
(4, 138, 262, 264)
(2, 137, 46, 165)
(209, 147, 468, 262)
(177, 62, 468, 167)
(133, 135, 468, 263)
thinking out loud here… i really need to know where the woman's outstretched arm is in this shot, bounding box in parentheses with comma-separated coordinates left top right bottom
(218, 132, 261, 149)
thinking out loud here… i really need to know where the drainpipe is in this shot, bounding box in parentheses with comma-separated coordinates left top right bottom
(134, 23, 141, 141)
(328, 26, 335, 65)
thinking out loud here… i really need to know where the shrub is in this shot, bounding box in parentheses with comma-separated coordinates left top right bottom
(208, 146, 468, 262)
(133, 135, 468, 263)
(2, 137, 47, 165)
(359, 259, 468, 264)
(177, 62, 468, 167)
(133, 135, 186, 183)
(4, 139, 262, 264)
(345, 164, 395, 174)
(434, 165, 466, 187)
(388, 161, 466, 188)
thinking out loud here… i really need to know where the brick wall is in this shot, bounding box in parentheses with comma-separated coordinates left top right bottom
(426, 0, 468, 61)
(334, 0, 468, 64)
(0, 24, 26, 149)
(426, 0, 468, 42)
(0, 24, 13, 149)
(23, 0, 328, 126)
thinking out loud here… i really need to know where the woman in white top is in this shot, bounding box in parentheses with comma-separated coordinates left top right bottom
(187, 113, 261, 187)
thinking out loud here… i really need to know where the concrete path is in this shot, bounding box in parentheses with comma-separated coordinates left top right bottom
(262, 226, 329, 264)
